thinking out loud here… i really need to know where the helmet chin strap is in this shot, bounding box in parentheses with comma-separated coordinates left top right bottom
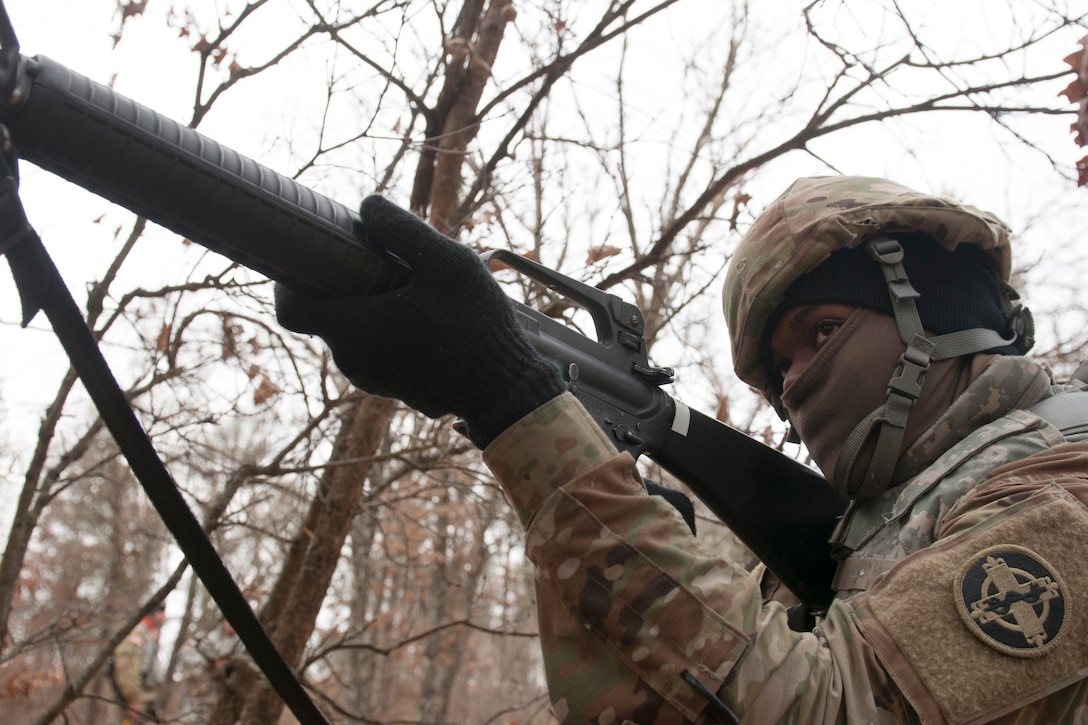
(832, 236, 1029, 500)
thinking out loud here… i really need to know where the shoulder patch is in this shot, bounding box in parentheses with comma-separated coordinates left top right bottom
(955, 545, 1068, 657)
(851, 484, 1088, 724)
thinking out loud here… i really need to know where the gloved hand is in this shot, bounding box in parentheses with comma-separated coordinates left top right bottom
(275, 195, 565, 448)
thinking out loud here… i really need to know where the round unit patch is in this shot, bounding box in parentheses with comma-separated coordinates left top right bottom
(954, 544, 1068, 658)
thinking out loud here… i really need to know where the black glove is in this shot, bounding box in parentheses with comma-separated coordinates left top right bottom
(644, 479, 697, 535)
(275, 195, 564, 448)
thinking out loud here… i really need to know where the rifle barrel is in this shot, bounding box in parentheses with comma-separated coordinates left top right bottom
(0, 54, 409, 294)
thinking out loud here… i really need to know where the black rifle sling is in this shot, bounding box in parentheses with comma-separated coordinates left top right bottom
(0, 184, 329, 725)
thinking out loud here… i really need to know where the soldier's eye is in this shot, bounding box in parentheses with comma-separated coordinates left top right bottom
(813, 319, 843, 348)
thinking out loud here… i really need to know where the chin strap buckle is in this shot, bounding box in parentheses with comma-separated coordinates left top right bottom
(887, 335, 935, 403)
(847, 334, 935, 501)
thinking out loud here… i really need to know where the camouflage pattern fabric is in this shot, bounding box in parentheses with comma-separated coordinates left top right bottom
(831, 356, 1056, 569)
(486, 395, 750, 721)
(112, 621, 162, 707)
(722, 176, 1012, 400)
(853, 482, 1088, 723)
(484, 359, 1088, 723)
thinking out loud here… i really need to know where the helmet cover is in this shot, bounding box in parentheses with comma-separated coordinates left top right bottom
(723, 175, 1012, 397)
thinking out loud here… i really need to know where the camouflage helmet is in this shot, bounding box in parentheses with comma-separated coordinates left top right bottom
(723, 175, 1014, 398)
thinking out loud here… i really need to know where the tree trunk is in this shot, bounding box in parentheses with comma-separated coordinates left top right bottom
(205, 395, 396, 723)
(414, 0, 515, 232)
(347, 502, 384, 715)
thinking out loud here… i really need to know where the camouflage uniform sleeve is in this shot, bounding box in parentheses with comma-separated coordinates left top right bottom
(484, 393, 904, 724)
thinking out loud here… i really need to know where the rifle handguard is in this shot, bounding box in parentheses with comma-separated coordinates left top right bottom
(0, 53, 409, 296)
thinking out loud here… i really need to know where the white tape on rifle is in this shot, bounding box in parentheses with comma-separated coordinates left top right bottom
(671, 399, 691, 436)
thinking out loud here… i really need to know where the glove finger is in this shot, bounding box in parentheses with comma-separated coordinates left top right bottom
(360, 195, 480, 276)
(274, 282, 330, 336)
(276, 282, 421, 389)
(274, 282, 397, 338)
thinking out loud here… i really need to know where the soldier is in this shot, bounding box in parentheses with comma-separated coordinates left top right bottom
(110, 602, 166, 724)
(276, 177, 1088, 723)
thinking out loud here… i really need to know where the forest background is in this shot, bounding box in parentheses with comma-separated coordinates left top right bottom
(0, 0, 1085, 723)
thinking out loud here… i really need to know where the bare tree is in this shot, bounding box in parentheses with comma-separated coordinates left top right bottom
(0, 1, 1083, 723)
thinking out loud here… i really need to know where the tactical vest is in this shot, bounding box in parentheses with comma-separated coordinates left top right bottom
(830, 386, 1088, 597)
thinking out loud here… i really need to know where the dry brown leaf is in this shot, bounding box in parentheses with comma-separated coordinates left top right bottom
(1061, 35, 1088, 182)
(586, 245, 620, 264)
(156, 324, 170, 353)
(253, 374, 280, 405)
(119, 0, 148, 23)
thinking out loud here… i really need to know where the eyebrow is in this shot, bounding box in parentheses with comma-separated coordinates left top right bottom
(782, 304, 821, 334)
(767, 303, 830, 369)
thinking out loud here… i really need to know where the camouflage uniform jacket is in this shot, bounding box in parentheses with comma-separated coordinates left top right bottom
(483, 357, 1088, 724)
(112, 619, 162, 706)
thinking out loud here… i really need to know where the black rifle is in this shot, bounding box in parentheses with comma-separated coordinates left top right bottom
(0, 38, 845, 609)
(481, 249, 844, 608)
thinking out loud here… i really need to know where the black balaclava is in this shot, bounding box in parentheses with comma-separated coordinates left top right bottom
(769, 233, 1019, 357)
